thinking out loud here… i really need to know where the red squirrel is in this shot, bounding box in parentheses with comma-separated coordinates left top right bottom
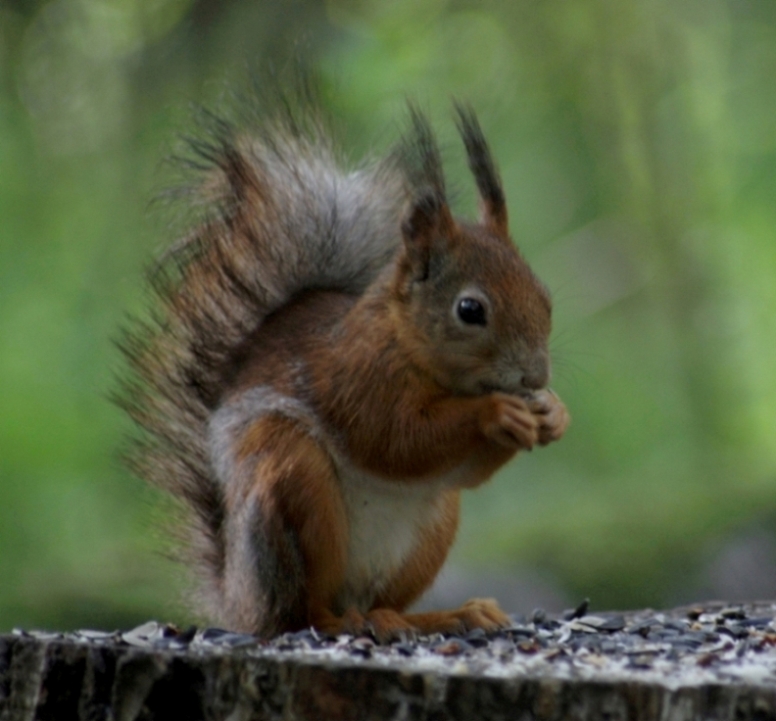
(120, 101, 570, 641)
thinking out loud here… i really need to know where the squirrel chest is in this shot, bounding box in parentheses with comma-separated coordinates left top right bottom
(331, 454, 455, 613)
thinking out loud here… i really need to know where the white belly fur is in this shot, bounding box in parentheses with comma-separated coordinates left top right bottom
(331, 455, 464, 613)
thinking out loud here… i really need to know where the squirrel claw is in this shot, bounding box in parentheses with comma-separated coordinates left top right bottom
(364, 608, 418, 644)
(451, 598, 511, 633)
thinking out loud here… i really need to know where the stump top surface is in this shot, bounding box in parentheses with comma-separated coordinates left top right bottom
(9, 600, 776, 690)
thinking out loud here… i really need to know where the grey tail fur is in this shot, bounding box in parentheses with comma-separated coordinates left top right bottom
(116, 104, 414, 613)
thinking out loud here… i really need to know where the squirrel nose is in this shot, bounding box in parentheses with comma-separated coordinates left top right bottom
(521, 354, 550, 390)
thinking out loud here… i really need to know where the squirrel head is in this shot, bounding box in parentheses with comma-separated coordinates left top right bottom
(393, 106, 552, 397)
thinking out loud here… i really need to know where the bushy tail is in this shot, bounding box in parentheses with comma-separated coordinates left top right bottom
(118, 109, 408, 610)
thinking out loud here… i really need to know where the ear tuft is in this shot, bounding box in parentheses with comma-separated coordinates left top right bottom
(396, 106, 459, 282)
(454, 103, 508, 236)
(398, 103, 447, 203)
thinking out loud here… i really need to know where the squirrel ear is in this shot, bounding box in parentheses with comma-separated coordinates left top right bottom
(401, 191, 453, 282)
(454, 103, 508, 238)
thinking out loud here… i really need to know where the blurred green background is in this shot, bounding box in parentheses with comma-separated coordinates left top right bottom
(2, 0, 776, 632)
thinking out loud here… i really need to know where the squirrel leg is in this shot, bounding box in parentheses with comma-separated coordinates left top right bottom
(358, 490, 509, 642)
(355, 489, 497, 643)
(313, 492, 459, 640)
(227, 415, 349, 636)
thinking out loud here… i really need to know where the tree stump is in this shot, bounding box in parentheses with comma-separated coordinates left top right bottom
(2, 602, 776, 720)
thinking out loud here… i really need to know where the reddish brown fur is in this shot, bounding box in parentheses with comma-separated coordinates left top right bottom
(221, 206, 569, 639)
(121, 104, 570, 642)
(234, 416, 349, 632)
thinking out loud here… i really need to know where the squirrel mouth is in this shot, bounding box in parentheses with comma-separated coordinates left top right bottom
(478, 375, 539, 400)
(478, 380, 532, 398)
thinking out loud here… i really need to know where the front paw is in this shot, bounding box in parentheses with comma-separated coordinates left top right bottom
(480, 393, 539, 450)
(527, 389, 570, 445)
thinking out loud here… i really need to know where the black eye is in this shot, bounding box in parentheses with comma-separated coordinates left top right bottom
(457, 297, 487, 326)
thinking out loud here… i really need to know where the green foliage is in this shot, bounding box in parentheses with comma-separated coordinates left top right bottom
(1, 0, 775, 629)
